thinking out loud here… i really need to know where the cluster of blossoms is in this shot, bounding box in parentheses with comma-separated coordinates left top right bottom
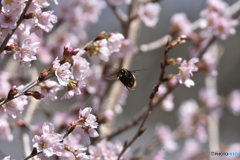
(1, 0, 58, 66)
(88, 139, 132, 160)
(32, 122, 64, 157)
(200, 0, 238, 39)
(173, 57, 199, 88)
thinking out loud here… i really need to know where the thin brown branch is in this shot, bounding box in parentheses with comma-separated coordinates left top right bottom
(0, 0, 33, 54)
(105, 0, 128, 24)
(0, 74, 55, 106)
(117, 39, 175, 159)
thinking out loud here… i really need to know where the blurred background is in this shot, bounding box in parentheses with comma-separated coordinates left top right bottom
(1, 0, 240, 159)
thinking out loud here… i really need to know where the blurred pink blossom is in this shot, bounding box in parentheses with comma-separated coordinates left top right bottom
(228, 90, 240, 116)
(170, 13, 192, 36)
(138, 2, 161, 27)
(155, 123, 178, 152)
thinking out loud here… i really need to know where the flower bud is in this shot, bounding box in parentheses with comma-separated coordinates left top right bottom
(25, 91, 45, 100)
(38, 69, 48, 81)
(7, 86, 18, 99)
(24, 12, 36, 19)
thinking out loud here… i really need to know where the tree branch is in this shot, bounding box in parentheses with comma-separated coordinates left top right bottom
(0, 0, 33, 54)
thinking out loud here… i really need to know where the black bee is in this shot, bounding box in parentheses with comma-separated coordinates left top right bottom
(107, 68, 144, 91)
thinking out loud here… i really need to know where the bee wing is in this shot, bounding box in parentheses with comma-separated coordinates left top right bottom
(130, 69, 146, 74)
(105, 74, 118, 80)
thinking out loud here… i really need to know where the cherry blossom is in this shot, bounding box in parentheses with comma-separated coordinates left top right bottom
(174, 58, 199, 88)
(138, 2, 161, 27)
(40, 79, 64, 104)
(155, 123, 178, 152)
(32, 122, 64, 157)
(13, 38, 39, 68)
(227, 90, 240, 116)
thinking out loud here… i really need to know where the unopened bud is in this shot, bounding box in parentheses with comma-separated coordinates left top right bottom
(4, 43, 18, 51)
(25, 91, 45, 100)
(24, 12, 36, 19)
(7, 86, 18, 99)
(38, 69, 48, 81)
(176, 57, 182, 63)
(94, 31, 107, 41)
(167, 58, 175, 65)
(70, 48, 80, 55)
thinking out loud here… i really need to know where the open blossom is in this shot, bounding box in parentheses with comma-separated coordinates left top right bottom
(71, 50, 90, 79)
(138, 2, 161, 27)
(0, 117, 13, 141)
(61, 78, 86, 100)
(178, 99, 199, 132)
(182, 139, 201, 160)
(199, 88, 221, 109)
(55, 62, 72, 86)
(88, 39, 110, 63)
(201, 51, 218, 77)
(200, 0, 238, 40)
(0, 12, 17, 33)
(170, 13, 192, 36)
(79, 0, 106, 23)
(32, 122, 64, 157)
(2, 95, 28, 118)
(1, 0, 19, 11)
(111, 39, 134, 61)
(107, 33, 124, 53)
(174, 58, 199, 88)
(30, 10, 57, 37)
(13, 38, 39, 68)
(89, 139, 132, 160)
(40, 80, 64, 104)
(227, 90, 240, 116)
(79, 107, 98, 128)
(78, 107, 99, 144)
(155, 123, 178, 152)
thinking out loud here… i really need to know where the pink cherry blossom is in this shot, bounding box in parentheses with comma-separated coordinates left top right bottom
(61, 79, 86, 100)
(152, 149, 165, 160)
(174, 58, 199, 88)
(32, 122, 64, 157)
(71, 50, 90, 80)
(201, 51, 218, 77)
(88, 39, 111, 63)
(170, 12, 192, 36)
(111, 39, 134, 61)
(155, 123, 178, 151)
(138, 2, 161, 27)
(78, 0, 106, 23)
(178, 99, 199, 132)
(55, 62, 72, 86)
(13, 38, 39, 68)
(199, 88, 221, 109)
(0, 117, 13, 141)
(182, 139, 201, 160)
(40, 79, 64, 104)
(107, 33, 124, 53)
(1, 0, 19, 11)
(228, 90, 240, 116)
(0, 12, 18, 35)
(2, 95, 28, 118)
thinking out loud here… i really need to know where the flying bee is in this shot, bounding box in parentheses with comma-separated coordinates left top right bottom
(106, 67, 144, 91)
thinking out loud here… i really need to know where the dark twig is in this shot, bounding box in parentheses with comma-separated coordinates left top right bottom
(0, 75, 55, 106)
(117, 38, 179, 159)
(0, 0, 33, 54)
